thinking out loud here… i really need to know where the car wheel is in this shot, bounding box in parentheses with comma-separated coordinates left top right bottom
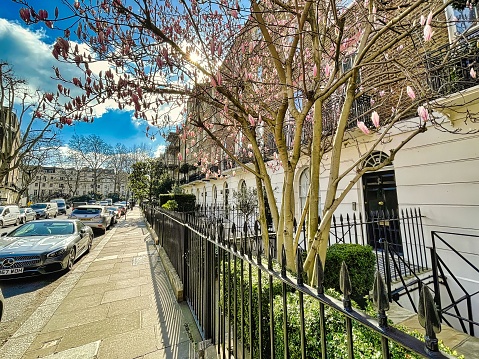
(66, 248, 76, 271)
(54, 213, 57, 218)
(0, 220, 3, 228)
(86, 235, 93, 253)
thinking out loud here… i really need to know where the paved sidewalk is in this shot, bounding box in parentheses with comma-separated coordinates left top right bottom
(0, 207, 201, 359)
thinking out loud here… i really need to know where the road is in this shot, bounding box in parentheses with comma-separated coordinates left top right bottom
(0, 212, 106, 346)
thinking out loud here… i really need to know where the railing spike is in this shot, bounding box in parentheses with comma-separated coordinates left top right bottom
(268, 239, 274, 270)
(296, 247, 303, 286)
(418, 285, 441, 352)
(316, 254, 324, 295)
(373, 271, 390, 327)
(281, 245, 287, 277)
(340, 261, 352, 311)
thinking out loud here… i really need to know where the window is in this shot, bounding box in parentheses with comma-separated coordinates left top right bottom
(446, 4, 479, 38)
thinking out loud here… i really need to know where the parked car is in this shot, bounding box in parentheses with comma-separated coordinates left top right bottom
(106, 206, 121, 223)
(50, 198, 67, 215)
(72, 202, 87, 210)
(0, 286, 3, 321)
(114, 203, 127, 216)
(30, 203, 58, 219)
(0, 219, 94, 278)
(0, 205, 20, 228)
(68, 205, 110, 233)
(19, 208, 36, 223)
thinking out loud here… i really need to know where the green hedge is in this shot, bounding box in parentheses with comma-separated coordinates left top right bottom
(220, 258, 290, 359)
(324, 243, 376, 308)
(220, 252, 461, 359)
(159, 194, 195, 212)
(273, 289, 462, 359)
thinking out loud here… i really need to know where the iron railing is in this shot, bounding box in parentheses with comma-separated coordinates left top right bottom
(144, 207, 453, 358)
(190, 205, 429, 289)
(430, 231, 479, 337)
(425, 28, 479, 96)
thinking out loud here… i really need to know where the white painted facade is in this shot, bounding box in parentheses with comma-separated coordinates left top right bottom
(182, 88, 479, 334)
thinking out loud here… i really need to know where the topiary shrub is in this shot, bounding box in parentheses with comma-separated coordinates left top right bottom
(323, 244, 376, 308)
(159, 194, 196, 212)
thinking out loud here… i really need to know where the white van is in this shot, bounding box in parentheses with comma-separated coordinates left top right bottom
(0, 205, 21, 228)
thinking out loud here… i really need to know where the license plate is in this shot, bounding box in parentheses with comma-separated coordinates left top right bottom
(0, 268, 24, 275)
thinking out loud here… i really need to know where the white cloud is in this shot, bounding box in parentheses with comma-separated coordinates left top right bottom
(154, 145, 166, 157)
(0, 19, 119, 119)
(0, 18, 187, 136)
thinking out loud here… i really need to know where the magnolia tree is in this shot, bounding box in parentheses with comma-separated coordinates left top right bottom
(15, 0, 479, 275)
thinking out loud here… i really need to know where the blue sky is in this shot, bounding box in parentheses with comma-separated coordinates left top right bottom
(0, 1, 168, 156)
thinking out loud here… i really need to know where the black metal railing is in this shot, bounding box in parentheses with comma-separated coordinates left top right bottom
(193, 205, 429, 289)
(328, 209, 429, 286)
(425, 29, 479, 96)
(430, 231, 479, 337)
(144, 207, 452, 358)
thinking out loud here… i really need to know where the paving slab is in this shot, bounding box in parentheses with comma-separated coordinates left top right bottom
(0, 207, 200, 359)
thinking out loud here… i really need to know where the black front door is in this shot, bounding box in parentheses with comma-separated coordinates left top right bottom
(363, 170, 403, 253)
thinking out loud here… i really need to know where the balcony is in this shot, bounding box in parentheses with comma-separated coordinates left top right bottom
(426, 29, 479, 97)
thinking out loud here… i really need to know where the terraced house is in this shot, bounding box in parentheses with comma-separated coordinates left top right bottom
(175, 0, 479, 338)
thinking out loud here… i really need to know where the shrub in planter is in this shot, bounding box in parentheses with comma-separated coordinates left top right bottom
(324, 243, 375, 308)
(159, 194, 196, 212)
(161, 200, 178, 211)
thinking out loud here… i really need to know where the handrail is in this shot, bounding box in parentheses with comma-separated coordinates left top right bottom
(430, 231, 479, 336)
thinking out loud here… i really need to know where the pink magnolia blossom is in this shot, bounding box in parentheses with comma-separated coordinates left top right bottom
(357, 121, 370, 134)
(423, 25, 433, 41)
(371, 111, 380, 128)
(417, 106, 429, 122)
(324, 63, 331, 77)
(471, 67, 477, 79)
(426, 11, 433, 25)
(420, 15, 426, 26)
(248, 114, 256, 126)
(379, 90, 385, 97)
(177, 152, 183, 161)
(313, 64, 318, 77)
(406, 86, 416, 100)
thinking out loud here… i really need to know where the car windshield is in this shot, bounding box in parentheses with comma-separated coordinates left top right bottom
(20, 209, 25, 213)
(31, 204, 47, 209)
(7, 222, 75, 237)
(72, 208, 101, 215)
(0, 206, 4, 212)
(106, 207, 117, 211)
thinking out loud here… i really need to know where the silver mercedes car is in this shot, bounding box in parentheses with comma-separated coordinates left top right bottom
(0, 219, 94, 279)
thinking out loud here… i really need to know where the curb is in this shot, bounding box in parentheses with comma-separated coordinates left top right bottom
(143, 214, 184, 302)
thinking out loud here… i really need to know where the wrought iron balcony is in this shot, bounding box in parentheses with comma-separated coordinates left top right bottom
(425, 29, 479, 97)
